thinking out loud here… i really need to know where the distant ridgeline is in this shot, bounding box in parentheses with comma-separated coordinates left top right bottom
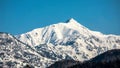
(48, 49, 120, 68)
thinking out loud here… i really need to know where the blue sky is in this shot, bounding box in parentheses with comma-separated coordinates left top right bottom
(0, 0, 120, 35)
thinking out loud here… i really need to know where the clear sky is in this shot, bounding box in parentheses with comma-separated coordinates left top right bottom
(0, 0, 120, 35)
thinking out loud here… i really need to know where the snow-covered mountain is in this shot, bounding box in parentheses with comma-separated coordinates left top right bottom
(0, 18, 120, 68)
(15, 18, 120, 67)
(0, 32, 53, 68)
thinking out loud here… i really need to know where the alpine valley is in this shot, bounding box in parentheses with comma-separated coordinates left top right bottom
(0, 18, 120, 68)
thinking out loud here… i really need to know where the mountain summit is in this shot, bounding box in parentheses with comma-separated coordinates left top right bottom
(17, 18, 92, 45)
(16, 18, 102, 46)
(66, 18, 78, 24)
(66, 18, 86, 29)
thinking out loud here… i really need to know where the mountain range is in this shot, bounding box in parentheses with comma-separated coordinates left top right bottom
(0, 18, 120, 68)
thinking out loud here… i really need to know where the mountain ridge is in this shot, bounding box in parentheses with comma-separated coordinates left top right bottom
(16, 18, 120, 46)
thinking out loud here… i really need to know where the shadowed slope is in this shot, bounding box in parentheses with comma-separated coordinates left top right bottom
(48, 49, 120, 68)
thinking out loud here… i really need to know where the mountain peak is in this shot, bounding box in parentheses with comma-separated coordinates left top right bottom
(69, 18, 76, 22)
(66, 18, 77, 23)
(66, 18, 85, 28)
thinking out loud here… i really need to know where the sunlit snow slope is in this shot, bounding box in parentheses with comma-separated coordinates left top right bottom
(15, 18, 120, 67)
